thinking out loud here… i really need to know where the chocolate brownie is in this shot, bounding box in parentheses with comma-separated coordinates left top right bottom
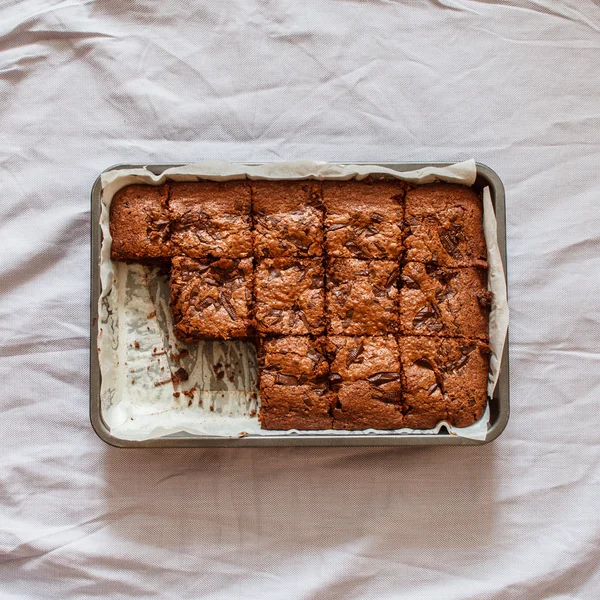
(404, 183, 487, 268)
(399, 335, 490, 429)
(327, 336, 404, 430)
(259, 336, 329, 386)
(170, 256, 253, 341)
(254, 258, 325, 336)
(400, 262, 491, 340)
(110, 184, 171, 260)
(259, 386, 333, 430)
(259, 337, 333, 430)
(252, 180, 323, 258)
(326, 259, 400, 335)
(169, 180, 252, 258)
(323, 178, 406, 260)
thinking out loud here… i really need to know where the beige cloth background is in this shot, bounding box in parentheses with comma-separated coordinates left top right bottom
(1, 1, 599, 598)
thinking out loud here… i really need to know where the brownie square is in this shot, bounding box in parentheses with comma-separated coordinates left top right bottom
(326, 259, 400, 335)
(169, 180, 252, 258)
(259, 336, 329, 386)
(258, 337, 333, 430)
(323, 178, 406, 260)
(110, 184, 171, 260)
(327, 335, 404, 430)
(400, 262, 491, 340)
(252, 180, 323, 259)
(399, 336, 490, 429)
(254, 258, 325, 336)
(259, 386, 333, 430)
(404, 183, 487, 268)
(170, 256, 253, 341)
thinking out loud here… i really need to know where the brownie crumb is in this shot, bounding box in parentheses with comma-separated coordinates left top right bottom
(174, 367, 189, 382)
(170, 349, 190, 361)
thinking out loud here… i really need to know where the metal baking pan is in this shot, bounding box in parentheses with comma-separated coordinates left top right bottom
(90, 162, 509, 447)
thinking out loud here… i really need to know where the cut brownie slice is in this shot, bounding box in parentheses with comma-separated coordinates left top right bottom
(110, 184, 171, 260)
(258, 337, 333, 430)
(254, 258, 325, 336)
(323, 177, 406, 260)
(170, 256, 253, 341)
(399, 336, 490, 429)
(326, 259, 399, 335)
(404, 183, 487, 268)
(259, 336, 329, 386)
(400, 262, 491, 340)
(327, 335, 404, 430)
(169, 180, 252, 258)
(259, 386, 333, 430)
(252, 180, 323, 259)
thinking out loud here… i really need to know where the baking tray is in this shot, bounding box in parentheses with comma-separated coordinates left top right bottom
(90, 162, 509, 447)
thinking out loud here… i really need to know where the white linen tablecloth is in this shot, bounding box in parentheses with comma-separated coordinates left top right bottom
(1, 1, 599, 598)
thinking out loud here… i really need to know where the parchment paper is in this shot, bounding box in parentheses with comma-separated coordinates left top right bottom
(98, 160, 508, 441)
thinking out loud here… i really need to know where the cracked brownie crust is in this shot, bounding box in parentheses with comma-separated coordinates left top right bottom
(252, 180, 324, 259)
(331, 381, 405, 430)
(110, 184, 172, 260)
(259, 385, 334, 430)
(327, 335, 404, 430)
(404, 183, 487, 268)
(324, 178, 406, 260)
(254, 258, 325, 336)
(169, 180, 252, 258)
(399, 336, 490, 429)
(400, 262, 491, 340)
(259, 336, 329, 387)
(259, 337, 333, 430)
(170, 256, 253, 341)
(326, 259, 400, 335)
